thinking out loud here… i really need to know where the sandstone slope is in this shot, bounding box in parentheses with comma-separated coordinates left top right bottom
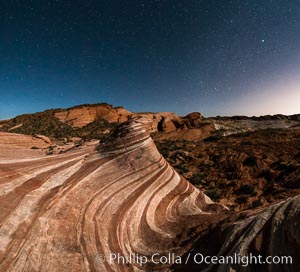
(0, 132, 52, 159)
(0, 117, 226, 271)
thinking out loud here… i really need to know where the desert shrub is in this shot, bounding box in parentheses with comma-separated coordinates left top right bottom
(31, 146, 39, 149)
(243, 156, 257, 167)
(176, 164, 188, 174)
(189, 173, 205, 185)
(205, 189, 220, 201)
(252, 199, 263, 208)
(159, 147, 170, 158)
(259, 169, 273, 182)
(0, 110, 74, 139)
(203, 135, 221, 142)
(263, 185, 275, 195)
(236, 196, 248, 204)
(169, 153, 180, 164)
(236, 184, 255, 195)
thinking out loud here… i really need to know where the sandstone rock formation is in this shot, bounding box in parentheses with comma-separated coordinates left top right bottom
(1, 103, 300, 143)
(0, 132, 52, 159)
(211, 114, 300, 136)
(54, 103, 133, 128)
(0, 117, 299, 271)
(0, 132, 51, 148)
(139, 112, 187, 132)
(174, 195, 300, 272)
(0, 117, 227, 271)
(0, 103, 212, 141)
(139, 112, 214, 140)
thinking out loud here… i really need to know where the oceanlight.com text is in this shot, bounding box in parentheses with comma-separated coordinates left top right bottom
(94, 252, 293, 267)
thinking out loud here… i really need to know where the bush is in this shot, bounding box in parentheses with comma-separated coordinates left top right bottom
(243, 156, 257, 167)
(176, 164, 188, 174)
(189, 173, 205, 185)
(236, 184, 255, 195)
(203, 135, 221, 142)
(236, 196, 248, 204)
(205, 189, 220, 201)
(252, 199, 262, 208)
(159, 147, 170, 158)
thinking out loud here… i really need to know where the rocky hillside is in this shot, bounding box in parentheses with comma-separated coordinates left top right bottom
(0, 103, 214, 141)
(156, 128, 300, 211)
(2, 103, 300, 143)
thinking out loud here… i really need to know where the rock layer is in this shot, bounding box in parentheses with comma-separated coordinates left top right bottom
(0, 132, 52, 159)
(0, 117, 226, 271)
(0, 117, 299, 272)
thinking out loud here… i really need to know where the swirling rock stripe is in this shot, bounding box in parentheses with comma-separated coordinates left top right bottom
(0, 117, 226, 272)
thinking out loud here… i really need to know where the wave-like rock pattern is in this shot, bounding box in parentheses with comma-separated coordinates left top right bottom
(0, 117, 299, 271)
(0, 117, 227, 271)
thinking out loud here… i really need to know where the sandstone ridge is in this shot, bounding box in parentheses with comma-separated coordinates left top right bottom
(0, 116, 226, 271)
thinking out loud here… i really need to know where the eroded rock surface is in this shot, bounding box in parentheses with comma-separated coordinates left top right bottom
(0, 103, 212, 141)
(55, 104, 133, 128)
(0, 117, 226, 271)
(174, 195, 300, 272)
(0, 132, 52, 159)
(0, 117, 299, 271)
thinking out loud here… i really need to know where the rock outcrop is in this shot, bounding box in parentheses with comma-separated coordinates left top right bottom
(0, 117, 299, 271)
(174, 195, 300, 271)
(55, 103, 133, 128)
(1, 103, 300, 142)
(0, 117, 226, 271)
(0, 103, 211, 141)
(0, 132, 52, 159)
(0, 132, 51, 148)
(139, 112, 214, 140)
(144, 112, 187, 132)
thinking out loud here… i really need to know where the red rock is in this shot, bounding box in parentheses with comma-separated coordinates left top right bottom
(55, 103, 133, 128)
(0, 117, 298, 272)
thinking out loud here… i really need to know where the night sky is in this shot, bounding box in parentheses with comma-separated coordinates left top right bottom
(1, 0, 300, 119)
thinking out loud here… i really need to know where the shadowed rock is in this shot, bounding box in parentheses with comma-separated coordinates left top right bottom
(174, 195, 300, 272)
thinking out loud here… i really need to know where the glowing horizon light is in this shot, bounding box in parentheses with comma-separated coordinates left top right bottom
(231, 74, 300, 116)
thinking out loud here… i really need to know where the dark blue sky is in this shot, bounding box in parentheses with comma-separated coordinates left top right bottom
(1, 0, 300, 119)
